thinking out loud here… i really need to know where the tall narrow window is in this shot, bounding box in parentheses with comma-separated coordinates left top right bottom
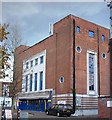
(22, 78, 25, 92)
(34, 73, 37, 91)
(87, 51, 98, 95)
(30, 61, 33, 68)
(39, 71, 43, 90)
(26, 62, 29, 69)
(89, 53, 95, 91)
(30, 74, 33, 91)
(40, 56, 43, 64)
(25, 75, 28, 92)
(35, 58, 38, 65)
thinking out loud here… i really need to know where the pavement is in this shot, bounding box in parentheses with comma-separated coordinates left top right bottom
(12, 110, 110, 120)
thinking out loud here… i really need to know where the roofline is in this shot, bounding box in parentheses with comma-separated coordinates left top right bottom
(18, 35, 53, 54)
(54, 14, 109, 30)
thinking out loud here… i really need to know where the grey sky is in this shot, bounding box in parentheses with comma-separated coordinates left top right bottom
(2, 2, 110, 46)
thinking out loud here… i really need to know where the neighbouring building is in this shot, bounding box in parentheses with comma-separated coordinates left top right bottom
(15, 14, 110, 116)
(0, 70, 12, 108)
(98, 1, 112, 119)
(0, 46, 12, 108)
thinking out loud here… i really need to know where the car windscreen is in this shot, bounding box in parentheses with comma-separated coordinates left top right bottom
(63, 105, 72, 109)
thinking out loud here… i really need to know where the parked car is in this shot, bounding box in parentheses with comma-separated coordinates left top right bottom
(45, 104, 74, 117)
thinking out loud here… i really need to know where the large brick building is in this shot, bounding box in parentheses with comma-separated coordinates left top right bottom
(15, 14, 110, 116)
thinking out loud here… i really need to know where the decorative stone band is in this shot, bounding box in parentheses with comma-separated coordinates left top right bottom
(17, 89, 53, 99)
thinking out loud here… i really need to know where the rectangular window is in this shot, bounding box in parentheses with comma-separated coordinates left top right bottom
(102, 35, 105, 41)
(26, 62, 29, 69)
(89, 53, 95, 91)
(76, 26, 80, 33)
(87, 51, 98, 95)
(22, 78, 25, 92)
(35, 58, 38, 65)
(30, 74, 33, 91)
(34, 73, 37, 91)
(89, 31, 94, 38)
(30, 61, 33, 68)
(40, 56, 43, 64)
(25, 75, 28, 92)
(39, 71, 43, 90)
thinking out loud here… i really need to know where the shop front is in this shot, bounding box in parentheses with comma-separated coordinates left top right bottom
(17, 89, 52, 112)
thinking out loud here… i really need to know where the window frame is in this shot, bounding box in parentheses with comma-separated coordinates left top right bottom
(87, 51, 98, 95)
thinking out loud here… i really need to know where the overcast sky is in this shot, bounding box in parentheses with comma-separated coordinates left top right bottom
(1, 2, 110, 46)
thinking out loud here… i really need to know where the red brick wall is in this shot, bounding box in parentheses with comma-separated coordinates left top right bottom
(15, 15, 73, 95)
(98, 97, 112, 118)
(72, 16, 110, 95)
(15, 15, 110, 97)
(53, 15, 73, 94)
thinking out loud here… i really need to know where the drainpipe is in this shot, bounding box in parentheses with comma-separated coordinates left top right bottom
(109, 1, 112, 98)
(109, 39, 112, 98)
(72, 19, 76, 113)
(97, 27, 100, 97)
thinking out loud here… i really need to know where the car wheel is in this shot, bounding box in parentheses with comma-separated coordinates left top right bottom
(57, 112, 60, 117)
(46, 111, 49, 115)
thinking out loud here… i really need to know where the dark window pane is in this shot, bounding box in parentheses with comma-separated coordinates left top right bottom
(40, 56, 43, 64)
(35, 58, 38, 65)
(25, 75, 28, 92)
(30, 74, 33, 91)
(35, 73, 37, 91)
(39, 71, 43, 90)
(30, 61, 33, 67)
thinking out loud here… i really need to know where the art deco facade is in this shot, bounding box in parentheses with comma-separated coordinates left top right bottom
(15, 15, 110, 115)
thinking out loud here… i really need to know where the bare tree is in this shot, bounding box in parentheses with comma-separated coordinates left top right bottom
(5, 24, 24, 54)
(4, 23, 26, 112)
